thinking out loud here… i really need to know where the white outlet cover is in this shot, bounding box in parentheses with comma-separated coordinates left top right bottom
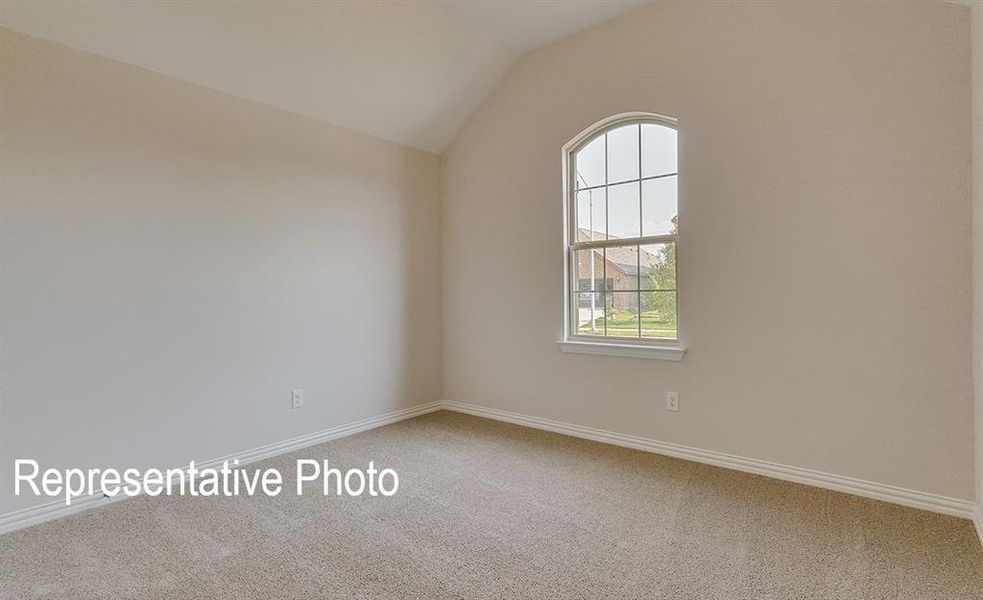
(291, 389, 305, 408)
(666, 391, 679, 412)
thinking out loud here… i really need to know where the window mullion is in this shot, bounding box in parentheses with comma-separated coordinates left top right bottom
(603, 132, 609, 241)
(572, 234, 676, 251)
(603, 131, 608, 336)
(637, 124, 643, 339)
(577, 172, 677, 192)
(601, 247, 607, 336)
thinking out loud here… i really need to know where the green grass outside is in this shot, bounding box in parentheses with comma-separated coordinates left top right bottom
(577, 308, 677, 339)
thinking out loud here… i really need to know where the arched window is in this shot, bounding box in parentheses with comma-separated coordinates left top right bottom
(561, 113, 683, 360)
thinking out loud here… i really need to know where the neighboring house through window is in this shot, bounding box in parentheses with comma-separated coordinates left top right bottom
(563, 113, 679, 347)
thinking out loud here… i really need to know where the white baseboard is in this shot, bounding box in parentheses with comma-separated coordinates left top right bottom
(441, 400, 975, 520)
(3, 399, 975, 535)
(0, 401, 442, 535)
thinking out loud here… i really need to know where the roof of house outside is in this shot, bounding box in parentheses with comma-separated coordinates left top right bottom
(576, 229, 662, 277)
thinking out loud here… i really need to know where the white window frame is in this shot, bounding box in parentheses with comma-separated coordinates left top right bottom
(558, 112, 685, 361)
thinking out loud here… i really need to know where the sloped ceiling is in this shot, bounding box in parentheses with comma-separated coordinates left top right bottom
(0, 0, 648, 153)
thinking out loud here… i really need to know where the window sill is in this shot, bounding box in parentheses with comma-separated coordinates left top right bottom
(557, 340, 686, 361)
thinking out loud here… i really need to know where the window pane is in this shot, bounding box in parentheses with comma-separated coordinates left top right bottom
(576, 188, 606, 242)
(605, 292, 640, 338)
(574, 134, 605, 189)
(603, 244, 639, 291)
(639, 243, 675, 291)
(640, 291, 677, 339)
(573, 249, 605, 291)
(575, 292, 605, 336)
(641, 123, 677, 178)
(606, 124, 639, 184)
(607, 182, 640, 240)
(641, 176, 677, 237)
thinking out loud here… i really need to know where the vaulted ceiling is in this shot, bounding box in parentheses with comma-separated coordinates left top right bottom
(0, 0, 649, 153)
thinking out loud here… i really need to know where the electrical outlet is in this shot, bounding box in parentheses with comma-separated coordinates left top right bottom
(291, 389, 305, 409)
(666, 391, 679, 412)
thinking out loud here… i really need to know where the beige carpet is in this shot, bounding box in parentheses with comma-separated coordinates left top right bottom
(1, 411, 981, 599)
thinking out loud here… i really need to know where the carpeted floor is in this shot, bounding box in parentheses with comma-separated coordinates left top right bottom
(1, 411, 981, 599)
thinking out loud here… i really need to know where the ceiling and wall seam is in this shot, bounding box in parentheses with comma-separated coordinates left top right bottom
(0, 0, 648, 154)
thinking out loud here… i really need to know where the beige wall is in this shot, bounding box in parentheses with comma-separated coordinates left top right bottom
(973, 0, 983, 529)
(0, 29, 442, 514)
(441, 0, 974, 500)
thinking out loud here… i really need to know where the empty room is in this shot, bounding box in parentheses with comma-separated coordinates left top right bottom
(1, 0, 982, 598)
